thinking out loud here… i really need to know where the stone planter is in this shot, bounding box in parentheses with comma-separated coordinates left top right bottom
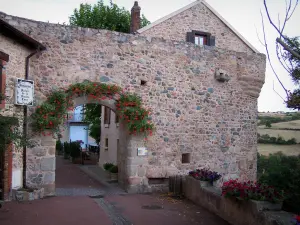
(110, 172, 118, 181)
(199, 180, 212, 187)
(12, 188, 45, 202)
(251, 200, 282, 211)
(212, 179, 222, 188)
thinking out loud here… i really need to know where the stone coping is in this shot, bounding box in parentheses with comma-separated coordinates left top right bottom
(183, 176, 294, 225)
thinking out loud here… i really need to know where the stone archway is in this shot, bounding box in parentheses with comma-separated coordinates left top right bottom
(26, 83, 152, 196)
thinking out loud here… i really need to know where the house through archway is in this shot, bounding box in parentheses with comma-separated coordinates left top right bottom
(26, 82, 153, 196)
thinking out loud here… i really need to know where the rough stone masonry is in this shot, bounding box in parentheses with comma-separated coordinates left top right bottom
(0, 6, 265, 194)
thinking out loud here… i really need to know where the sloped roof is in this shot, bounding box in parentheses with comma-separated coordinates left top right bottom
(0, 18, 46, 50)
(137, 0, 259, 53)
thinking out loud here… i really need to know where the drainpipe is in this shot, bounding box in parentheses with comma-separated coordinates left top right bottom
(22, 49, 40, 188)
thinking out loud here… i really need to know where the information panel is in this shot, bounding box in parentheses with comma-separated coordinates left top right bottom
(15, 79, 34, 106)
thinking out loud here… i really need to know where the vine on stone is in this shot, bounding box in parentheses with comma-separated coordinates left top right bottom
(31, 81, 154, 137)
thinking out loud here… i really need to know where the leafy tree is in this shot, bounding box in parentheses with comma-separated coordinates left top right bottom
(69, 0, 150, 33)
(83, 104, 102, 144)
(265, 120, 272, 128)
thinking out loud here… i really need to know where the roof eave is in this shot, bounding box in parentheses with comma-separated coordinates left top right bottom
(0, 18, 46, 51)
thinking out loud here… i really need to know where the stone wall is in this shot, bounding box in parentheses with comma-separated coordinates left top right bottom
(0, 12, 265, 193)
(0, 34, 32, 194)
(139, 2, 254, 54)
(184, 176, 293, 225)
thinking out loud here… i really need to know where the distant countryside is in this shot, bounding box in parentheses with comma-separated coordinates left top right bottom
(258, 111, 300, 156)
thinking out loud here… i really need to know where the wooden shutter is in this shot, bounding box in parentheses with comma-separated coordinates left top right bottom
(209, 36, 216, 46)
(186, 32, 195, 44)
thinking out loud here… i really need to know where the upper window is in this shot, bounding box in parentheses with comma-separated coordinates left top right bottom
(186, 31, 215, 47)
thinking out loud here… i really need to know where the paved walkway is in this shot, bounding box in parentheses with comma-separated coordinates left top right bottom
(0, 156, 229, 225)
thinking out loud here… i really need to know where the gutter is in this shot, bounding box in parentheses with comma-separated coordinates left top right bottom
(22, 47, 44, 188)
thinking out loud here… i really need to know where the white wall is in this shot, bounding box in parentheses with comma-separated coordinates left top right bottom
(99, 106, 120, 166)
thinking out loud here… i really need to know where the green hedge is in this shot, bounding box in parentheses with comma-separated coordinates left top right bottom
(257, 152, 300, 214)
(258, 134, 297, 145)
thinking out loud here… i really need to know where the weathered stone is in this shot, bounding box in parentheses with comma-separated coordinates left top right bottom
(43, 172, 55, 184)
(32, 147, 47, 157)
(41, 157, 56, 171)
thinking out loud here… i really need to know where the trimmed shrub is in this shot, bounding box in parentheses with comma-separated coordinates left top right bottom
(103, 163, 114, 171)
(109, 165, 118, 174)
(70, 141, 81, 159)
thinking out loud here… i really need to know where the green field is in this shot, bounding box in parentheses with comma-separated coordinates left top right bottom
(258, 119, 300, 156)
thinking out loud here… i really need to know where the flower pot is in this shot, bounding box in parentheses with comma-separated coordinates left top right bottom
(110, 172, 118, 181)
(199, 180, 211, 187)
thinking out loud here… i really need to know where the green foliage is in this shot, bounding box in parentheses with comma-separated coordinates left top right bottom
(258, 134, 297, 145)
(109, 165, 118, 173)
(30, 81, 155, 138)
(70, 141, 81, 159)
(56, 140, 63, 155)
(257, 152, 300, 214)
(265, 120, 272, 128)
(63, 142, 71, 159)
(283, 36, 300, 110)
(103, 162, 114, 170)
(0, 116, 27, 152)
(258, 113, 300, 125)
(69, 0, 150, 33)
(83, 104, 101, 144)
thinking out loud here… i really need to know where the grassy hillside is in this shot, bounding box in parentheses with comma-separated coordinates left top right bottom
(257, 116, 300, 156)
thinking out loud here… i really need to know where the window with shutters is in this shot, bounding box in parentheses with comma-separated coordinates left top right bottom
(104, 107, 111, 125)
(186, 30, 215, 46)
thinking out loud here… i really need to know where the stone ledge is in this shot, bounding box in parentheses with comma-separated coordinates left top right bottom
(183, 176, 293, 225)
(12, 187, 44, 202)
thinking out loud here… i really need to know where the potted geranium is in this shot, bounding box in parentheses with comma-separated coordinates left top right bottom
(189, 168, 222, 187)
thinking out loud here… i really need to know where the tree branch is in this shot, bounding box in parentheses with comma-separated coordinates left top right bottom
(261, 10, 289, 96)
(276, 38, 300, 60)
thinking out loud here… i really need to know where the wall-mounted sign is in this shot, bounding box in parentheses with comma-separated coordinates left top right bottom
(137, 147, 148, 156)
(15, 79, 34, 106)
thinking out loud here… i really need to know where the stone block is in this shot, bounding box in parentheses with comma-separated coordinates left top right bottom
(137, 166, 146, 177)
(126, 165, 137, 177)
(41, 135, 56, 146)
(128, 177, 142, 185)
(43, 172, 55, 184)
(47, 147, 55, 156)
(41, 157, 56, 171)
(31, 147, 47, 157)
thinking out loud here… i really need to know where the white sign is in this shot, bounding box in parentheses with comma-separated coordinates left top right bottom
(137, 147, 148, 156)
(15, 79, 34, 106)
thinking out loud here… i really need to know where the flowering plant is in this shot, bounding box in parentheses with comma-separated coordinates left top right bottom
(30, 81, 154, 138)
(189, 168, 222, 183)
(221, 179, 285, 203)
(291, 215, 300, 225)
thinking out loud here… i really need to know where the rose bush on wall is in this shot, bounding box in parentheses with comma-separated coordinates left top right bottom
(30, 81, 154, 138)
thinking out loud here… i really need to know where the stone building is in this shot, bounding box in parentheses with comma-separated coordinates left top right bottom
(0, 0, 266, 198)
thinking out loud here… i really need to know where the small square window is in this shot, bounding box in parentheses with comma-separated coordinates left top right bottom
(141, 80, 147, 86)
(182, 153, 190, 164)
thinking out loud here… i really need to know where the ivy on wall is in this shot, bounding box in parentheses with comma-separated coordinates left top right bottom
(31, 81, 154, 137)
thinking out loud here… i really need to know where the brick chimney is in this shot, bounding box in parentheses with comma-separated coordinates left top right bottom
(130, 1, 141, 34)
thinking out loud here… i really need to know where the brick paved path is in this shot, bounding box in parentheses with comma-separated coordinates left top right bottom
(0, 156, 229, 225)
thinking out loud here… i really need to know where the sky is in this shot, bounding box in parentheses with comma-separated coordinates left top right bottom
(0, 0, 299, 112)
